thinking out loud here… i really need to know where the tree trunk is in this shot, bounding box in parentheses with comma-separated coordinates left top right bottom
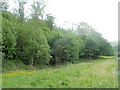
(29, 57, 34, 66)
(19, 2, 26, 22)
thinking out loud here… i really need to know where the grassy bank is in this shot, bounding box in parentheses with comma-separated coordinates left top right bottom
(2, 56, 118, 88)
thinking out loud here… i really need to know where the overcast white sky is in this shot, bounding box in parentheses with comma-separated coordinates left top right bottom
(8, 0, 119, 42)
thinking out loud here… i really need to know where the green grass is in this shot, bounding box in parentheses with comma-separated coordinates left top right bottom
(2, 56, 118, 88)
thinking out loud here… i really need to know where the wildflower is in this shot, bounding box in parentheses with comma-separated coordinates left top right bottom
(3, 70, 33, 77)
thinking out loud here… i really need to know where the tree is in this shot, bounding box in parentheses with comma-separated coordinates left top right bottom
(52, 31, 83, 64)
(2, 11, 18, 59)
(46, 14, 55, 30)
(77, 22, 102, 39)
(0, 0, 9, 11)
(84, 37, 99, 58)
(17, 0, 26, 22)
(77, 22, 114, 57)
(98, 38, 114, 56)
(31, 0, 46, 20)
(16, 21, 51, 66)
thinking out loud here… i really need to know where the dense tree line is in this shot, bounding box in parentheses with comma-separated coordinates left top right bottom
(1, 0, 114, 67)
